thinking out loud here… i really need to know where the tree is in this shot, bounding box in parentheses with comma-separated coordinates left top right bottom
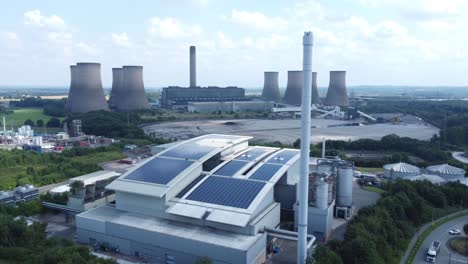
(313, 245, 343, 264)
(194, 256, 212, 264)
(464, 223, 468, 236)
(36, 119, 44, 127)
(47, 117, 61, 127)
(24, 119, 34, 126)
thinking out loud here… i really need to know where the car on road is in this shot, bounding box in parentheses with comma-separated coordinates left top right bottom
(448, 229, 461, 235)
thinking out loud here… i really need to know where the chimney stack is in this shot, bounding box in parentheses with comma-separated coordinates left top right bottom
(190, 46, 196, 87)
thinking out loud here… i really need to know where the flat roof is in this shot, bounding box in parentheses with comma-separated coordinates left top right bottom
(79, 205, 263, 251)
(70, 170, 120, 186)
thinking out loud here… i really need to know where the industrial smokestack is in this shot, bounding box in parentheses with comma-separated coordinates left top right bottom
(190, 46, 196, 87)
(324, 71, 349, 107)
(108, 68, 123, 110)
(312, 72, 320, 105)
(261, 71, 281, 101)
(66, 63, 109, 113)
(119, 65, 150, 110)
(65, 65, 77, 112)
(298, 31, 313, 264)
(283, 71, 303, 105)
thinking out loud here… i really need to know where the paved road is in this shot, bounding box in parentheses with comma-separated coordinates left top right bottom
(452, 152, 468, 165)
(413, 215, 468, 264)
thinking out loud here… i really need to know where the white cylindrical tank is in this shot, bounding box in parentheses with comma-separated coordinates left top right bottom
(383, 162, 420, 179)
(337, 166, 353, 207)
(426, 164, 465, 181)
(316, 178, 328, 209)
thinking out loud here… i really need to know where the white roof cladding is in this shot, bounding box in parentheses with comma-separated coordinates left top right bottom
(426, 164, 465, 176)
(384, 162, 420, 174)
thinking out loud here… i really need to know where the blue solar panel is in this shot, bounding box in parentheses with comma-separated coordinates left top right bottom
(176, 174, 207, 198)
(235, 148, 271, 161)
(160, 145, 217, 160)
(249, 164, 283, 181)
(213, 160, 249, 176)
(125, 157, 193, 184)
(186, 176, 266, 209)
(267, 150, 299, 164)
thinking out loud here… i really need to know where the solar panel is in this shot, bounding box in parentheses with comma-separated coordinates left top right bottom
(249, 164, 283, 181)
(267, 150, 299, 164)
(160, 145, 217, 160)
(213, 160, 249, 177)
(235, 148, 271, 161)
(124, 157, 193, 185)
(176, 174, 207, 198)
(186, 176, 266, 209)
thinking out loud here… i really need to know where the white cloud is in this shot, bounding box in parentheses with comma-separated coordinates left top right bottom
(148, 17, 202, 39)
(23, 10, 66, 30)
(217, 32, 236, 49)
(112, 32, 131, 47)
(230, 9, 288, 31)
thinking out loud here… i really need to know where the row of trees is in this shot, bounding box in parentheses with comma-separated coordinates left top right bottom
(24, 117, 61, 128)
(11, 97, 66, 117)
(314, 180, 468, 264)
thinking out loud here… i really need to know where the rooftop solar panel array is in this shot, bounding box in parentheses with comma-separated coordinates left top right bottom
(176, 174, 207, 198)
(186, 176, 266, 209)
(160, 145, 217, 160)
(124, 157, 194, 185)
(213, 160, 249, 177)
(235, 148, 272, 161)
(249, 164, 283, 181)
(267, 150, 299, 164)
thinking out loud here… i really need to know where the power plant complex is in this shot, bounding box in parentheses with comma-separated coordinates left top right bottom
(109, 66, 150, 111)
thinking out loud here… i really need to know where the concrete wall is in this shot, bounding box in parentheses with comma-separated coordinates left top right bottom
(115, 192, 167, 217)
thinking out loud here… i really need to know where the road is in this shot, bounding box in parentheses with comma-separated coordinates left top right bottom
(413, 215, 468, 264)
(452, 152, 468, 165)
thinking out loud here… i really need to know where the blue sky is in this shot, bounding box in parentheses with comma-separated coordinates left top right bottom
(1, 0, 467, 87)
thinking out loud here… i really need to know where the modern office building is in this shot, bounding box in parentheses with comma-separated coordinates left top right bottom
(76, 134, 314, 264)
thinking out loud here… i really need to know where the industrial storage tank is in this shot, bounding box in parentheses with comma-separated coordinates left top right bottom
(261, 71, 281, 102)
(311, 72, 320, 105)
(426, 164, 466, 181)
(282, 71, 302, 105)
(324, 71, 349, 107)
(336, 165, 353, 207)
(315, 178, 329, 209)
(383, 162, 420, 179)
(66, 62, 109, 113)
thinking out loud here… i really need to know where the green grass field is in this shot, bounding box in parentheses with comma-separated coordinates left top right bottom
(362, 185, 386, 194)
(358, 167, 384, 174)
(3, 107, 64, 127)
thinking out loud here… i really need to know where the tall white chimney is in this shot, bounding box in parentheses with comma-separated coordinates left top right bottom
(298, 31, 313, 264)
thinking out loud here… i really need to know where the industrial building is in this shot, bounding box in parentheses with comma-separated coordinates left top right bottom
(261, 72, 281, 102)
(160, 86, 246, 109)
(188, 100, 274, 113)
(76, 134, 321, 263)
(323, 71, 349, 107)
(425, 164, 466, 181)
(66, 63, 109, 113)
(0, 184, 39, 205)
(383, 162, 421, 179)
(109, 66, 150, 111)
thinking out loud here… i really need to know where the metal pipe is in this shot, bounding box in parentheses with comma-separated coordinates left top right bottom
(322, 138, 326, 159)
(298, 31, 313, 264)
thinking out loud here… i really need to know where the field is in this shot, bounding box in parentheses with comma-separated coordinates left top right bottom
(358, 167, 384, 174)
(3, 107, 63, 127)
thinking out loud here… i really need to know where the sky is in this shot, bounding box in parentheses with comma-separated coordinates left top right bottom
(1, 0, 468, 88)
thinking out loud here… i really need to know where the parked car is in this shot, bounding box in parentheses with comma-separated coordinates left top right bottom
(449, 229, 461, 235)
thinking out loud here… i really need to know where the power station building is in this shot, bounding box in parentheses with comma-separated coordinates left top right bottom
(188, 100, 273, 113)
(76, 134, 320, 263)
(160, 86, 246, 109)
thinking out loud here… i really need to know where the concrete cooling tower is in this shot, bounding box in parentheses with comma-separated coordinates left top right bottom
(282, 71, 303, 105)
(66, 62, 109, 113)
(311, 72, 320, 105)
(108, 68, 123, 110)
(65, 65, 77, 112)
(117, 65, 149, 110)
(261, 71, 281, 101)
(324, 71, 349, 107)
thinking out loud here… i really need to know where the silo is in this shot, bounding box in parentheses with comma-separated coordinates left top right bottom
(324, 71, 349, 107)
(282, 71, 302, 105)
(336, 165, 353, 207)
(311, 72, 320, 105)
(108, 68, 123, 110)
(67, 62, 109, 113)
(315, 178, 329, 209)
(118, 65, 150, 110)
(65, 65, 77, 112)
(261, 71, 281, 101)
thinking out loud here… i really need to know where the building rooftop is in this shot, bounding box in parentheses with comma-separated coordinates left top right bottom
(383, 162, 420, 174)
(426, 164, 466, 176)
(70, 170, 120, 186)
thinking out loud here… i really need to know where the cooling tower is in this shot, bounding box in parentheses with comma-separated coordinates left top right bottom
(117, 65, 149, 110)
(67, 62, 109, 113)
(324, 71, 349, 107)
(108, 68, 123, 110)
(282, 71, 302, 105)
(190, 46, 196, 87)
(261, 71, 281, 101)
(65, 65, 77, 112)
(312, 72, 320, 105)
